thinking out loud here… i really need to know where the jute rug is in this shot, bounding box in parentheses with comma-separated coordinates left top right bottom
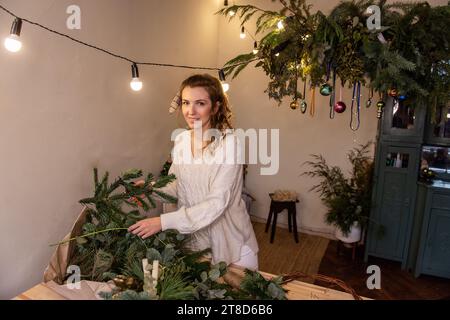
(252, 221, 330, 280)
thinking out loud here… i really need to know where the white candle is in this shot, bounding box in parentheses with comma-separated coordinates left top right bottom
(152, 260, 159, 280)
(142, 258, 149, 274)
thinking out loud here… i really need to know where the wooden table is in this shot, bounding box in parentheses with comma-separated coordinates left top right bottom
(15, 265, 368, 300)
(14, 282, 66, 300)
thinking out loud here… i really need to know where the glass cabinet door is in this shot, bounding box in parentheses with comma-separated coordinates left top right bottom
(425, 103, 450, 145)
(369, 143, 420, 262)
(381, 97, 426, 143)
(392, 100, 416, 130)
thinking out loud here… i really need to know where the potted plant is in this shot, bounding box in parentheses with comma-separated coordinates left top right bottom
(302, 142, 374, 243)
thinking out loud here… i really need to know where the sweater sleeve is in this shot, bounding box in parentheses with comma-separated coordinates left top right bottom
(160, 161, 242, 234)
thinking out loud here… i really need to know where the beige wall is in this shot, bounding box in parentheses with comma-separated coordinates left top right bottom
(0, 0, 446, 299)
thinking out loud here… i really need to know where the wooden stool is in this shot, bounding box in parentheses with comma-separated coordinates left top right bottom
(336, 240, 358, 261)
(265, 193, 299, 243)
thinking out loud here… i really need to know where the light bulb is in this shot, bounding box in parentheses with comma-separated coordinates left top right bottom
(130, 63, 142, 91)
(218, 69, 230, 93)
(277, 20, 284, 30)
(130, 78, 143, 91)
(4, 34, 22, 52)
(275, 52, 280, 57)
(4, 18, 23, 53)
(222, 82, 230, 93)
(253, 41, 258, 55)
(229, 10, 236, 17)
(240, 26, 246, 39)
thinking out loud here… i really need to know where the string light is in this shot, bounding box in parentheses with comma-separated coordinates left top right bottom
(0, 4, 262, 93)
(4, 17, 22, 52)
(130, 63, 143, 91)
(240, 26, 246, 39)
(277, 20, 284, 30)
(253, 41, 259, 55)
(224, 0, 236, 17)
(219, 69, 230, 93)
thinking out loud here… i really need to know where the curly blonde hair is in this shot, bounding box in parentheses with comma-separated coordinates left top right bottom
(179, 74, 233, 131)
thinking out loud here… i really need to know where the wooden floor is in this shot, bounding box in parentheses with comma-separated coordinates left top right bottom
(253, 220, 450, 299)
(253, 221, 329, 278)
(318, 241, 450, 300)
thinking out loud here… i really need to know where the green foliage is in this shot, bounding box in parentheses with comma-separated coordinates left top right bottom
(217, 0, 450, 109)
(67, 167, 180, 282)
(302, 142, 374, 235)
(240, 269, 287, 300)
(60, 167, 289, 300)
(158, 261, 196, 300)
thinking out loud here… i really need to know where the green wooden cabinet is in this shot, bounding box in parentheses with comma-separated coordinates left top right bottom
(365, 141, 421, 268)
(411, 183, 450, 279)
(365, 97, 424, 268)
(365, 95, 450, 279)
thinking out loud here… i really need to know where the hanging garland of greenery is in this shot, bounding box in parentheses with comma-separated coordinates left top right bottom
(217, 0, 450, 112)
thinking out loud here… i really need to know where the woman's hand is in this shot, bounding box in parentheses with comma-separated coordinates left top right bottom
(130, 179, 146, 207)
(133, 179, 146, 187)
(128, 217, 162, 239)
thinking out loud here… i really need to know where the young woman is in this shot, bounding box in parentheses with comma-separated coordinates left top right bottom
(128, 74, 259, 270)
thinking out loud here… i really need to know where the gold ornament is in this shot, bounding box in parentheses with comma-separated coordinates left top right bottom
(113, 275, 139, 291)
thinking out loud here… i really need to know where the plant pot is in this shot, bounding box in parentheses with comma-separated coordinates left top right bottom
(335, 222, 361, 243)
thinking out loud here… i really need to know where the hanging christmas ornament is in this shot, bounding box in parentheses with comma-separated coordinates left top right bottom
(366, 87, 373, 108)
(388, 88, 398, 97)
(301, 101, 307, 113)
(310, 86, 316, 117)
(334, 101, 347, 114)
(291, 61, 300, 111)
(320, 63, 333, 96)
(301, 80, 307, 114)
(329, 68, 336, 119)
(320, 83, 333, 96)
(350, 82, 361, 131)
(334, 80, 346, 113)
(376, 101, 385, 119)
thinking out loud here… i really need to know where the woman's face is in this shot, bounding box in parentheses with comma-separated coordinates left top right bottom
(181, 86, 216, 130)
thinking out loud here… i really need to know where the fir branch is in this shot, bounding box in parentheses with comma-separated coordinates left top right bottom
(49, 227, 128, 247)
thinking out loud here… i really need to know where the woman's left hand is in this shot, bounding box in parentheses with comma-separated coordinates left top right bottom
(128, 217, 162, 239)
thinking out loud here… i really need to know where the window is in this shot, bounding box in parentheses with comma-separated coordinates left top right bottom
(392, 100, 415, 129)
